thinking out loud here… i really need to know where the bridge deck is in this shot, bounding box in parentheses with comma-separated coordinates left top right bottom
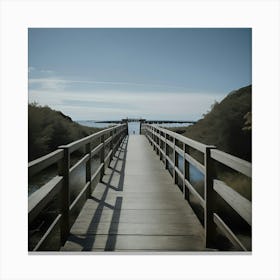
(61, 135, 205, 251)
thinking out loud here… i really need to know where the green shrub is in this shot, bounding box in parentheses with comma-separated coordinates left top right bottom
(28, 103, 100, 161)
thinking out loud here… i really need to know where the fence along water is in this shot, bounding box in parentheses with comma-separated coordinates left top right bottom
(28, 122, 251, 251)
(28, 124, 127, 251)
(142, 124, 252, 251)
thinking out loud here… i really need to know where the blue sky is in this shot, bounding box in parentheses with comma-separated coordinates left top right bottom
(28, 28, 251, 121)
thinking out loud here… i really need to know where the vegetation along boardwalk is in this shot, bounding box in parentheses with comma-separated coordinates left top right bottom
(28, 122, 252, 252)
(61, 135, 205, 251)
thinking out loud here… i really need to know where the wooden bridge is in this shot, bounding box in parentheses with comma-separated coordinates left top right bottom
(28, 123, 252, 252)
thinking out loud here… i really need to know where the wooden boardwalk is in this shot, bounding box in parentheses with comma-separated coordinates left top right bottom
(61, 135, 205, 251)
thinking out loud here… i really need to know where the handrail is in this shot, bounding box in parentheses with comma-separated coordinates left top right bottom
(28, 123, 127, 251)
(28, 149, 64, 177)
(142, 123, 252, 251)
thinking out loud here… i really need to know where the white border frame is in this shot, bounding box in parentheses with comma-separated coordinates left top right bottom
(1, 0, 280, 279)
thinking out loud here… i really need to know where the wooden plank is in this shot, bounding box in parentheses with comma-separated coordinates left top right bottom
(184, 143, 190, 201)
(214, 179, 252, 226)
(213, 213, 247, 251)
(104, 135, 113, 146)
(91, 163, 104, 183)
(28, 149, 64, 177)
(58, 148, 70, 244)
(105, 150, 113, 165)
(185, 179, 205, 208)
(91, 142, 103, 157)
(174, 146, 184, 157)
(86, 142, 92, 198)
(100, 135, 105, 178)
(185, 153, 205, 174)
(110, 131, 114, 160)
(149, 124, 207, 153)
(28, 176, 63, 224)
(33, 214, 62, 251)
(69, 181, 91, 228)
(204, 146, 216, 248)
(166, 138, 173, 148)
(62, 135, 205, 252)
(174, 166, 184, 181)
(166, 155, 174, 167)
(210, 149, 251, 177)
(164, 132, 168, 169)
(173, 136, 177, 183)
(69, 154, 89, 175)
(61, 124, 124, 153)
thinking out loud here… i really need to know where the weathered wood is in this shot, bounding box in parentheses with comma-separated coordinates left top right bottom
(213, 213, 247, 251)
(105, 150, 113, 167)
(29, 122, 252, 252)
(61, 124, 124, 153)
(62, 135, 205, 252)
(104, 135, 113, 146)
(164, 133, 168, 169)
(69, 182, 91, 228)
(185, 153, 205, 174)
(175, 166, 184, 181)
(149, 124, 207, 153)
(144, 124, 252, 251)
(29, 125, 127, 251)
(86, 142, 92, 197)
(91, 142, 103, 157)
(100, 135, 105, 179)
(185, 178, 205, 208)
(58, 147, 70, 245)
(210, 149, 251, 178)
(214, 180, 251, 226)
(173, 137, 177, 184)
(110, 130, 114, 160)
(69, 154, 90, 175)
(166, 155, 174, 167)
(184, 143, 190, 201)
(92, 163, 104, 183)
(174, 145, 184, 157)
(28, 176, 63, 224)
(33, 214, 62, 251)
(28, 149, 64, 177)
(204, 145, 217, 248)
(165, 138, 173, 149)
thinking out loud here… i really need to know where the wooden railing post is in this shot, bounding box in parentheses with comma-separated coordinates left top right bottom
(156, 130, 159, 155)
(204, 145, 217, 248)
(110, 130, 113, 160)
(164, 133, 168, 169)
(126, 121, 129, 135)
(152, 127, 155, 150)
(100, 135, 105, 179)
(86, 142, 92, 197)
(173, 137, 177, 183)
(183, 143, 190, 201)
(58, 146, 70, 245)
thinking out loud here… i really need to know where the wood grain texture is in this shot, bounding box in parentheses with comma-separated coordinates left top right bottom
(61, 135, 205, 252)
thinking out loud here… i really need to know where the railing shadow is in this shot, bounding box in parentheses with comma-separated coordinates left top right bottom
(67, 136, 128, 251)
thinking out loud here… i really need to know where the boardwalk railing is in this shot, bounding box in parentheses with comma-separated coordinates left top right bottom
(28, 124, 127, 251)
(142, 124, 252, 251)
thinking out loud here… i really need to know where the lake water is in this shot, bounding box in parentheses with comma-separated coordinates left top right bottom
(77, 120, 191, 135)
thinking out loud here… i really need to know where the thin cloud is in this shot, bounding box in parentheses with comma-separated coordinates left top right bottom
(28, 77, 196, 92)
(28, 88, 224, 121)
(28, 66, 35, 73)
